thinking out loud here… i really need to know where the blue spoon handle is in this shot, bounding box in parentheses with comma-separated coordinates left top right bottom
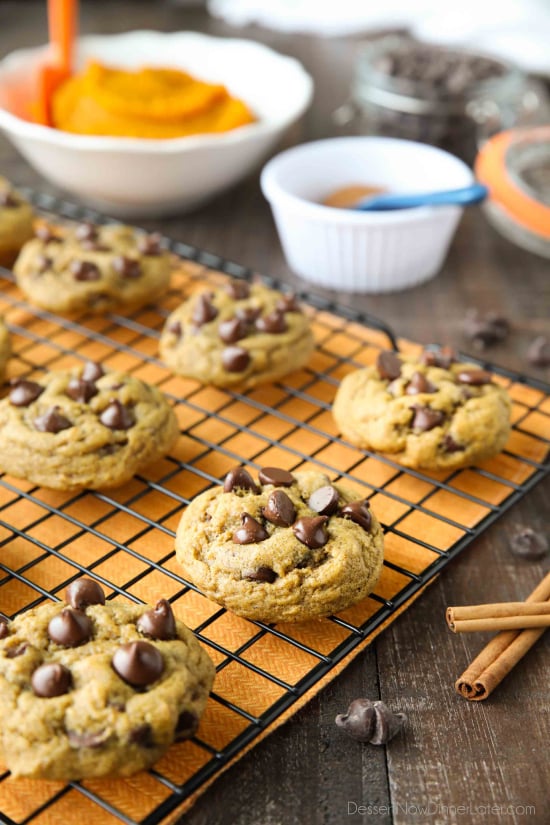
(355, 183, 489, 211)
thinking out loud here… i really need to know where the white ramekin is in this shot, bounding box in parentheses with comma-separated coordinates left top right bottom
(260, 137, 474, 293)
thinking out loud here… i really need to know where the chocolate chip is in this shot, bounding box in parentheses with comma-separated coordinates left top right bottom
(68, 729, 108, 748)
(410, 405, 444, 432)
(65, 577, 105, 610)
(293, 515, 329, 549)
(66, 377, 98, 403)
(308, 485, 340, 516)
(340, 500, 372, 531)
(276, 293, 300, 313)
(527, 336, 550, 368)
(166, 319, 182, 337)
(406, 372, 436, 394)
(232, 513, 269, 544)
(376, 350, 402, 380)
(335, 698, 406, 745)
(128, 723, 155, 747)
(99, 399, 135, 430)
(262, 490, 296, 526)
(35, 254, 52, 273)
(137, 599, 177, 641)
(456, 369, 492, 385)
(175, 710, 199, 739)
(112, 641, 164, 687)
(31, 663, 72, 697)
(255, 310, 287, 334)
(9, 380, 43, 406)
(509, 527, 549, 561)
(48, 608, 93, 647)
(80, 239, 110, 252)
(113, 255, 141, 279)
(235, 305, 261, 323)
(0, 618, 8, 639)
(6, 642, 28, 658)
(33, 406, 72, 434)
(74, 222, 98, 243)
(35, 225, 61, 243)
(221, 346, 250, 373)
(137, 233, 163, 256)
(225, 280, 250, 300)
(258, 467, 295, 487)
(219, 316, 249, 344)
(463, 309, 510, 350)
(192, 293, 218, 326)
(420, 346, 456, 369)
(81, 361, 104, 382)
(223, 466, 259, 494)
(442, 434, 463, 453)
(70, 260, 101, 281)
(0, 190, 17, 207)
(242, 566, 278, 583)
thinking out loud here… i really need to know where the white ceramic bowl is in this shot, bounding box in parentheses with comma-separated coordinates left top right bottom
(0, 31, 313, 217)
(260, 137, 474, 293)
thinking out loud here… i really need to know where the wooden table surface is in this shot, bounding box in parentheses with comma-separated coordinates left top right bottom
(1, 3, 549, 824)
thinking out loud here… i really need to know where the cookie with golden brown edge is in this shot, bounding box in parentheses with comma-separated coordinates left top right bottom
(332, 347, 511, 470)
(159, 280, 314, 389)
(0, 176, 34, 266)
(0, 578, 215, 779)
(14, 221, 171, 313)
(0, 316, 10, 383)
(0, 362, 179, 490)
(175, 466, 384, 623)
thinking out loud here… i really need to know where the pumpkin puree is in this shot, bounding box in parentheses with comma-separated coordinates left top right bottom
(51, 62, 256, 138)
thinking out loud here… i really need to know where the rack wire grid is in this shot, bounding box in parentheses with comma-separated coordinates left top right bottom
(0, 190, 548, 825)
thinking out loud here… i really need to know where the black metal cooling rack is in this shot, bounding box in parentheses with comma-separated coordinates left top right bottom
(0, 190, 548, 825)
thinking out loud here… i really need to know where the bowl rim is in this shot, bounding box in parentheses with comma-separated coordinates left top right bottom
(0, 30, 314, 154)
(260, 136, 475, 224)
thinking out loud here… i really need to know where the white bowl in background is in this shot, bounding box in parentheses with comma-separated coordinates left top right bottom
(0, 31, 313, 218)
(260, 137, 474, 293)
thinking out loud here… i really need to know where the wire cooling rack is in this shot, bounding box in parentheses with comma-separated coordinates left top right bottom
(0, 190, 549, 825)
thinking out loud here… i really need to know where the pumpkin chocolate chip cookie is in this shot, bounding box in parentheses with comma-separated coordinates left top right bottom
(0, 177, 34, 267)
(159, 280, 314, 389)
(0, 362, 179, 489)
(175, 466, 384, 623)
(0, 316, 11, 382)
(0, 578, 215, 779)
(13, 221, 171, 313)
(332, 347, 511, 470)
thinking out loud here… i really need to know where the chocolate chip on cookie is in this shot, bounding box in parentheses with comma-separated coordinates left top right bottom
(456, 369, 492, 385)
(276, 293, 300, 313)
(259, 467, 295, 487)
(419, 346, 456, 368)
(411, 405, 444, 432)
(406, 372, 436, 394)
(219, 316, 249, 344)
(442, 434, 463, 453)
(192, 293, 218, 326)
(32, 663, 72, 697)
(256, 310, 287, 334)
(232, 513, 269, 544)
(112, 641, 164, 687)
(242, 566, 278, 583)
(34, 224, 62, 243)
(308, 485, 340, 516)
(0, 190, 17, 208)
(166, 319, 182, 337)
(113, 256, 141, 279)
(9, 379, 44, 406)
(48, 608, 93, 647)
(262, 490, 296, 526)
(70, 259, 101, 282)
(225, 279, 250, 300)
(377, 350, 402, 380)
(293, 515, 329, 548)
(223, 466, 259, 494)
(0, 619, 9, 639)
(221, 346, 250, 372)
(340, 500, 372, 531)
(81, 361, 104, 382)
(33, 406, 72, 433)
(137, 599, 177, 641)
(137, 232, 163, 256)
(66, 377, 98, 403)
(66, 577, 105, 610)
(99, 399, 135, 430)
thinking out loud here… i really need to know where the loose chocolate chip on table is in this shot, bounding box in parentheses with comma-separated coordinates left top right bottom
(137, 599, 177, 641)
(242, 566, 278, 583)
(442, 434, 463, 453)
(406, 372, 436, 395)
(81, 361, 104, 382)
(340, 500, 372, 531)
(137, 232, 162, 256)
(276, 293, 300, 312)
(376, 350, 402, 380)
(66, 377, 98, 403)
(308, 485, 340, 516)
(509, 527, 549, 561)
(113, 255, 141, 279)
(33, 406, 72, 434)
(68, 729, 109, 748)
(35, 225, 61, 243)
(6, 642, 28, 658)
(70, 260, 101, 282)
(0, 618, 8, 639)
(48, 608, 93, 647)
(99, 399, 135, 430)
(221, 346, 250, 373)
(223, 466, 259, 494)
(9, 379, 44, 406)
(31, 663, 72, 698)
(293, 515, 329, 549)
(166, 319, 182, 337)
(335, 698, 406, 745)
(262, 490, 296, 526)
(462, 309, 510, 349)
(175, 710, 199, 739)
(235, 305, 261, 323)
(420, 346, 456, 369)
(218, 316, 249, 344)
(74, 222, 98, 243)
(410, 405, 444, 432)
(192, 293, 218, 326)
(258, 467, 295, 487)
(128, 723, 155, 747)
(255, 310, 287, 334)
(0, 190, 17, 207)
(232, 513, 269, 544)
(456, 369, 492, 385)
(225, 280, 250, 300)
(527, 336, 550, 368)
(65, 577, 105, 610)
(112, 641, 164, 687)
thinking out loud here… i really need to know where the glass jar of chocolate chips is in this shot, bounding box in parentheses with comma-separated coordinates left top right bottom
(335, 35, 547, 164)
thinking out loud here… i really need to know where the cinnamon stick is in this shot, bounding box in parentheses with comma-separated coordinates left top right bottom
(447, 601, 550, 633)
(455, 570, 550, 701)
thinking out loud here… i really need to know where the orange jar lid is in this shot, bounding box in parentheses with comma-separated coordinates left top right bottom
(475, 127, 550, 239)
